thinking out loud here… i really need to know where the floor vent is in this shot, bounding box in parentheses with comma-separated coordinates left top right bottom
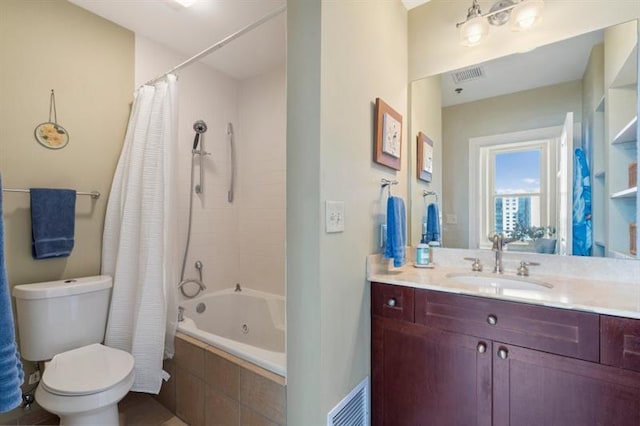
(451, 65, 485, 84)
(326, 377, 369, 426)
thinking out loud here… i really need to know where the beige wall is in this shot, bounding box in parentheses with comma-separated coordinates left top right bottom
(287, 0, 323, 421)
(0, 0, 133, 285)
(410, 76, 442, 246)
(442, 80, 583, 248)
(408, 0, 640, 81)
(0, 0, 133, 421)
(287, 0, 407, 423)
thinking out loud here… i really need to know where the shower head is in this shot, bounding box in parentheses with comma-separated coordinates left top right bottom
(193, 120, 207, 134)
(192, 120, 207, 150)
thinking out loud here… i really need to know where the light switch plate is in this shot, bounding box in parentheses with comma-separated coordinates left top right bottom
(326, 201, 345, 233)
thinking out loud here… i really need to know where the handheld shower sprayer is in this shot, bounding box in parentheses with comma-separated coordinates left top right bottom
(192, 120, 207, 150)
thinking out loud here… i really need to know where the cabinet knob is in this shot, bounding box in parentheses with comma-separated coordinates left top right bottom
(387, 298, 397, 307)
(498, 347, 509, 360)
(477, 342, 487, 354)
(487, 314, 498, 325)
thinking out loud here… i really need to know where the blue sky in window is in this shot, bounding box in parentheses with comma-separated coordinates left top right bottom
(495, 150, 541, 194)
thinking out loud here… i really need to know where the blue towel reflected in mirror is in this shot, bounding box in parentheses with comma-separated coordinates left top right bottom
(426, 203, 441, 245)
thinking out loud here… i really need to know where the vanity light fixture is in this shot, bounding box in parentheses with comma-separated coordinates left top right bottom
(457, 0, 544, 46)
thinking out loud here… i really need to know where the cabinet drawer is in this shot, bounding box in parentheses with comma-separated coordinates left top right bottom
(371, 282, 414, 322)
(601, 315, 640, 372)
(415, 289, 599, 361)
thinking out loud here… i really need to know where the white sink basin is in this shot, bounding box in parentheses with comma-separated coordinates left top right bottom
(446, 272, 553, 290)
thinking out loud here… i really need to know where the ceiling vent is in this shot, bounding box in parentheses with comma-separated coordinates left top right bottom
(451, 66, 485, 84)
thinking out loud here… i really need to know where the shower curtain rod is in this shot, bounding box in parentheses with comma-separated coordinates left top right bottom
(143, 4, 287, 87)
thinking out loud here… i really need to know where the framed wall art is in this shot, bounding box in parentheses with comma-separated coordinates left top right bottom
(417, 132, 433, 182)
(373, 98, 402, 170)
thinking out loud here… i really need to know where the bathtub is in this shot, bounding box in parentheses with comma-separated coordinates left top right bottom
(177, 287, 286, 377)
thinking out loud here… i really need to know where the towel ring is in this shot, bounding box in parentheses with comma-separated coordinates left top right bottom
(423, 190, 438, 204)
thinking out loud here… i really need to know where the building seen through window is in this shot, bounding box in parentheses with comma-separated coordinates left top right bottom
(493, 149, 541, 237)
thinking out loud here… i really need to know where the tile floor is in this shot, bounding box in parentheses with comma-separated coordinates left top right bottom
(13, 392, 187, 426)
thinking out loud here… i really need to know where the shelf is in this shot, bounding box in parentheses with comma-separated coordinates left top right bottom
(611, 186, 638, 199)
(594, 170, 605, 179)
(595, 95, 605, 112)
(611, 116, 637, 147)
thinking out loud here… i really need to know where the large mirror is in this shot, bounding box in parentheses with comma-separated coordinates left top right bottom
(410, 20, 639, 259)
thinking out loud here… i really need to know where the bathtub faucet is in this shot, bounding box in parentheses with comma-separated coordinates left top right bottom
(235, 283, 242, 292)
(178, 306, 185, 322)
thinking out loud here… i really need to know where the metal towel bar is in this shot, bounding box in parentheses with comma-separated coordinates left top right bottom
(2, 188, 100, 199)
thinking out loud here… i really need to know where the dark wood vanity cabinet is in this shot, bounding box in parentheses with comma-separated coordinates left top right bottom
(372, 316, 492, 426)
(371, 282, 640, 426)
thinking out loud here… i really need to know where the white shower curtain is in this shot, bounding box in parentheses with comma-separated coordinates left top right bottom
(102, 75, 179, 394)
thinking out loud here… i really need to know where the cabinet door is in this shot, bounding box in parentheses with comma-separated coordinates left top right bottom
(492, 343, 640, 426)
(372, 317, 491, 426)
(601, 315, 640, 373)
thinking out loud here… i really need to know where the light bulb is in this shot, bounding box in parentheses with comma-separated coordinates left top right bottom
(511, 0, 544, 31)
(459, 16, 490, 46)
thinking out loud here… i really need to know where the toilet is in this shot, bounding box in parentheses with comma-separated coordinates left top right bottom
(13, 276, 134, 426)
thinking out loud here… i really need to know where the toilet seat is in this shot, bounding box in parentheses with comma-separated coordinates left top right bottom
(41, 343, 134, 396)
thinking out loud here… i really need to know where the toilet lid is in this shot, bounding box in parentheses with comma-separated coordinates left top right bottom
(41, 343, 134, 396)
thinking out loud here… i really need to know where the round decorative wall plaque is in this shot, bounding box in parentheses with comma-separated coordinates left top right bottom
(34, 89, 69, 149)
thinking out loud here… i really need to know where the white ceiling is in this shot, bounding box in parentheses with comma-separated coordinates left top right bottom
(402, 0, 431, 10)
(68, 0, 431, 81)
(69, 0, 596, 104)
(68, 0, 286, 81)
(440, 27, 605, 107)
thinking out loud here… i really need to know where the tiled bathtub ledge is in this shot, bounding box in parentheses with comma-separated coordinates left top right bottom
(156, 333, 286, 426)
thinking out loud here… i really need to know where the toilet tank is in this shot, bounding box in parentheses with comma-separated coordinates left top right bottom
(12, 275, 113, 362)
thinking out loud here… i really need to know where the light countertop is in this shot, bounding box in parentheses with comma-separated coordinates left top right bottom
(367, 248, 640, 319)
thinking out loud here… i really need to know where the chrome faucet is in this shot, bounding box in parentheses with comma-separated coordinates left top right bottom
(490, 233, 516, 274)
(178, 306, 185, 322)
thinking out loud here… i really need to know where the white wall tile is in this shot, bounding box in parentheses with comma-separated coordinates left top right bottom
(137, 36, 285, 299)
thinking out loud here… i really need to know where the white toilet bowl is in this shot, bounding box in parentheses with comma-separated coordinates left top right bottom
(34, 343, 135, 426)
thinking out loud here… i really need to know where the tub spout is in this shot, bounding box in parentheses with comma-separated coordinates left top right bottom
(235, 283, 242, 292)
(178, 306, 185, 322)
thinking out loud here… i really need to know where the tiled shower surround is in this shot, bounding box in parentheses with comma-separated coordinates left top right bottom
(157, 334, 286, 426)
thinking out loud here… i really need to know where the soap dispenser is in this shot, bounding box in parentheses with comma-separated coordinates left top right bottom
(416, 234, 430, 266)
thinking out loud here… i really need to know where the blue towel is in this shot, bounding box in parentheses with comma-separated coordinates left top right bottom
(426, 203, 441, 245)
(385, 196, 406, 267)
(30, 188, 76, 259)
(0, 176, 24, 413)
